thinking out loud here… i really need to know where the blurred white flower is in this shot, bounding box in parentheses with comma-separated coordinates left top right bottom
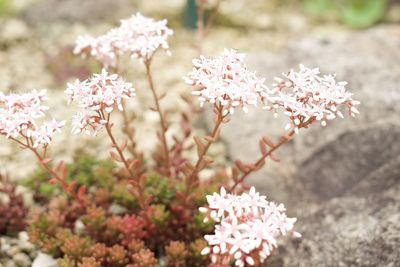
(74, 13, 173, 67)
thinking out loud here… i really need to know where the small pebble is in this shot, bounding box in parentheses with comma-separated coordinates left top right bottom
(13, 253, 31, 267)
(74, 220, 85, 235)
(6, 246, 21, 257)
(18, 241, 35, 253)
(4, 260, 17, 267)
(29, 250, 38, 259)
(0, 238, 11, 253)
(32, 252, 58, 267)
(17, 232, 29, 243)
(108, 203, 127, 215)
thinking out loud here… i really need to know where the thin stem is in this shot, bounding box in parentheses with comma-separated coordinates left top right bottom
(105, 123, 131, 174)
(185, 104, 225, 194)
(196, 0, 222, 52)
(197, 2, 204, 53)
(229, 118, 315, 192)
(120, 104, 142, 159)
(230, 129, 295, 192)
(11, 137, 84, 207)
(144, 59, 171, 176)
(102, 112, 148, 209)
(204, 0, 222, 37)
(110, 62, 142, 161)
(29, 147, 70, 191)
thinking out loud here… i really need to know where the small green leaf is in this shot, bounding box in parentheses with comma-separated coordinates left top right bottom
(340, 0, 388, 28)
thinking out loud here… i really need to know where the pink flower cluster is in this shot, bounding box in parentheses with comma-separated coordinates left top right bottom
(184, 49, 267, 115)
(74, 13, 173, 67)
(0, 90, 65, 148)
(199, 187, 299, 267)
(264, 64, 360, 132)
(65, 69, 135, 135)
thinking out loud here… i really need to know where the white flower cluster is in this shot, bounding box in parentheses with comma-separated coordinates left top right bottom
(265, 64, 360, 132)
(184, 49, 267, 115)
(0, 90, 65, 148)
(199, 187, 300, 267)
(65, 69, 136, 135)
(74, 13, 173, 67)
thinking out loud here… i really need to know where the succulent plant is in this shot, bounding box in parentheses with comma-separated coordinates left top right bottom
(0, 175, 28, 235)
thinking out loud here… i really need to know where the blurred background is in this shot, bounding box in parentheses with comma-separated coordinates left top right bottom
(0, 0, 399, 266)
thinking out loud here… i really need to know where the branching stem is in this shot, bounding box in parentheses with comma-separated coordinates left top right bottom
(102, 112, 149, 209)
(229, 129, 295, 192)
(229, 119, 315, 192)
(10, 137, 84, 207)
(185, 103, 225, 195)
(144, 59, 171, 176)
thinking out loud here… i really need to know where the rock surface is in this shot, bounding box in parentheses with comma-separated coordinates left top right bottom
(0, 232, 37, 267)
(23, 0, 136, 25)
(298, 124, 400, 202)
(212, 25, 400, 206)
(208, 26, 400, 266)
(268, 134, 400, 267)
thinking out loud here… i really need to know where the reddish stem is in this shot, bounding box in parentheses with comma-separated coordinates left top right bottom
(196, 0, 222, 52)
(10, 137, 85, 207)
(196, 2, 205, 52)
(185, 104, 225, 195)
(229, 129, 295, 192)
(110, 63, 142, 161)
(103, 113, 148, 209)
(229, 118, 315, 192)
(204, 0, 222, 36)
(144, 59, 171, 176)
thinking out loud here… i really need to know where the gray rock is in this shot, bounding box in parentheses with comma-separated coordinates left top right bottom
(13, 253, 31, 267)
(272, 196, 400, 267)
(209, 25, 400, 206)
(266, 125, 400, 266)
(23, 0, 136, 25)
(270, 159, 400, 267)
(207, 25, 400, 266)
(297, 124, 400, 202)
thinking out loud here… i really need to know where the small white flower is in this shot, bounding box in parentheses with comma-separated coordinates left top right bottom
(184, 49, 268, 114)
(66, 70, 135, 136)
(0, 90, 64, 148)
(264, 64, 360, 131)
(201, 186, 299, 266)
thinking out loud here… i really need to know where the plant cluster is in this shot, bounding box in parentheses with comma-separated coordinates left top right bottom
(0, 175, 28, 236)
(1, 9, 359, 267)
